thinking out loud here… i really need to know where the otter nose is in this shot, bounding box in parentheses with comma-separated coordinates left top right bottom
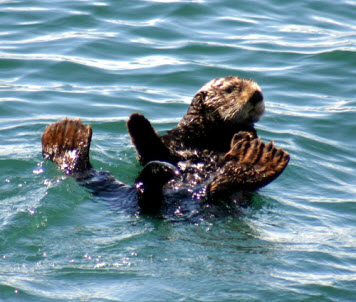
(249, 90, 263, 106)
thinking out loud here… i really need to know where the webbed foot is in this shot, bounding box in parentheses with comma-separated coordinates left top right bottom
(42, 118, 92, 174)
(208, 132, 290, 201)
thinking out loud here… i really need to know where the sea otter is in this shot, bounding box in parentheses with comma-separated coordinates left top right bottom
(126, 76, 288, 199)
(41, 76, 289, 214)
(127, 76, 265, 165)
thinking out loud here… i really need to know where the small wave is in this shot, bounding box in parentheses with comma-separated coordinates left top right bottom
(0, 52, 187, 71)
(0, 31, 117, 45)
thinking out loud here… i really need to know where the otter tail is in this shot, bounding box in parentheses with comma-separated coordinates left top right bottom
(208, 132, 290, 201)
(41, 118, 92, 174)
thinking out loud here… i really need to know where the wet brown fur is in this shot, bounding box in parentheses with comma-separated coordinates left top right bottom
(41, 76, 289, 204)
(127, 76, 289, 199)
(42, 118, 92, 174)
(127, 76, 265, 165)
(207, 132, 290, 200)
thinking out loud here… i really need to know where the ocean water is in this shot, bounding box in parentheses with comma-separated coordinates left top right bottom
(1, 0, 356, 301)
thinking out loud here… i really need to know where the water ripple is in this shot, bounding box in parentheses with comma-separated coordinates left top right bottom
(0, 52, 186, 71)
(0, 31, 117, 45)
(1, 0, 356, 301)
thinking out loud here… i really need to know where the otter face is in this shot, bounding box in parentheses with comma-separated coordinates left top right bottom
(196, 76, 265, 125)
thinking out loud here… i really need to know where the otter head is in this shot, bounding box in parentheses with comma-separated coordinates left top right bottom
(188, 76, 265, 126)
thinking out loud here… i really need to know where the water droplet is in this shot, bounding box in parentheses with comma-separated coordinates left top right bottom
(33, 168, 44, 175)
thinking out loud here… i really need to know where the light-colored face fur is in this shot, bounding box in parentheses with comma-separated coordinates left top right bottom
(198, 76, 265, 125)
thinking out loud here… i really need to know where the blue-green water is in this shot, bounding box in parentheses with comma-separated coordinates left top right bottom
(1, 0, 356, 301)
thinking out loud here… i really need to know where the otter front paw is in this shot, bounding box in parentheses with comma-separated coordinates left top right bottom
(135, 161, 180, 214)
(127, 113, 175, 165)
(42, 118, 92, 174)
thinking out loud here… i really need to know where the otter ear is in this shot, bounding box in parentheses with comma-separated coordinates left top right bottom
(192, 91, 206, 104)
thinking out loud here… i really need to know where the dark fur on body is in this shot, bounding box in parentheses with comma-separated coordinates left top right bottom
(127, 76, 264, 166)
(126, 76, 288, 200)
(41, 118, 180, 214)
(41, 76, 289, 214)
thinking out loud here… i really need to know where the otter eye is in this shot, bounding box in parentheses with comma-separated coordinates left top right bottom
(224, 87, 234, 94)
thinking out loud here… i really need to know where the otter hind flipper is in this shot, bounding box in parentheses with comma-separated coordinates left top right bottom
(127, 113, 177, 165)
(208, 135, 290, 201)
(42, 118, 92, 174)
